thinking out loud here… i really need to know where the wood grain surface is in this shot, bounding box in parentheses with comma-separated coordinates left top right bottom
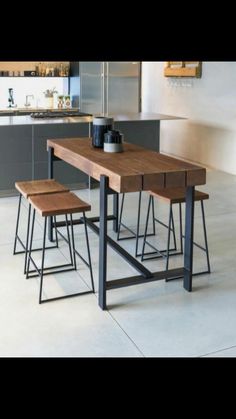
(47, 138, 206, 193)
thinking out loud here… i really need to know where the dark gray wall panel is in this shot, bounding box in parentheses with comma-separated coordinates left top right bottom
(0, 163, 32, 190)
(34, 161, 88, 187)
(114, 121, 160, 152)
(0, 126, 32, 163)
(34, 123, 89, 138)
(0, 125, 31, 140)
(33, 123, 89, 162)
(54, 161, 88, 185)
(0, 137, 32, 163)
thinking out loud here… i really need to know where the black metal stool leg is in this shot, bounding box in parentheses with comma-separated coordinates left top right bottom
(135, 193, 156, 257)
(39, 217, 47, 304)
(179, 203, 183, 254)
(26, 209, 36, 279)
(117, 193, 125, 241)
(83, 212, 95, 292)
(24, 203, 32, 274)
(69, 214, 77, 270)
(113, 193, 119, 233)
(201, 200, 211, 273)
(165, 204, 173, 276)
(13, 194, 22, 254)
(151, 195, 156, 236)
(171, 206, 177, 251)
(135, 191, 142, 257)
(65, 214, 73, 266)
(54, 215, 59, 248)
(141, 196, 152, 262)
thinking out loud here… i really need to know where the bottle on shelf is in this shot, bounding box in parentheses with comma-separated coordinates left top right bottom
(57, 95, 64, 108)
(41, 63, 46, 77)
(64, 95, 71, 108)
(59, 63, 65, 77)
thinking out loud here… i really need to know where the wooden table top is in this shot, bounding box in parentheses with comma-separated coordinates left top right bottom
(47, 138, 206, 193)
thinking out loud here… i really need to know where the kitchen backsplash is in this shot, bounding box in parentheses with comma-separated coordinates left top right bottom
(0, 77, 69, 109)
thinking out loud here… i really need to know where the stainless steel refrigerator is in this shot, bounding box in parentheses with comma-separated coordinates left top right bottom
(79, 62, 141, 115)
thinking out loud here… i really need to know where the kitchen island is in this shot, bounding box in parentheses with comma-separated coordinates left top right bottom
(0, 113, 183, 196)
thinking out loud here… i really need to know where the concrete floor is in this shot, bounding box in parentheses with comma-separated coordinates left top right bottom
(1, 169, 236, 357)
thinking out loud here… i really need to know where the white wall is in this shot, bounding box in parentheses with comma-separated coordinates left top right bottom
(142, 62, 236, 174)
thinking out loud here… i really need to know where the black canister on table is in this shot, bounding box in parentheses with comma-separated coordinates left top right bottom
(92, 116, 114, 148)
(104, 130, 123, 153)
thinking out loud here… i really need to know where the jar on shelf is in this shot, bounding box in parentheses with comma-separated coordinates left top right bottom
(64, 95, 71, 108)
(57, 95, 64, 108)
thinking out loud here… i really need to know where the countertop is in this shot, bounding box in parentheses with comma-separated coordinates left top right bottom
(0, 113, 185, 127)
(0, 115, 92, 126)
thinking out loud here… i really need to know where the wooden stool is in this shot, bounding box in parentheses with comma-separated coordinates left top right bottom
(141, 188, 211, 277)
(26, 191, 94, 304)
(13, 179, 69, 274)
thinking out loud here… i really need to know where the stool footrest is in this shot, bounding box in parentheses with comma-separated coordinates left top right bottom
(40, 290, 93, 304)
(117, 221, 156, 241)
(14, 237, 58, 255)
(139, 248, 181, 260)
(27, 265, 76, 279)
(56, 228, 91, 268)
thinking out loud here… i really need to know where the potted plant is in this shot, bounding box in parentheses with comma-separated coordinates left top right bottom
(43, 87, 58, 108)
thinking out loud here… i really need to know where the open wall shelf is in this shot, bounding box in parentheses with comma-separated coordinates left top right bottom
(164, 62, 202, 78)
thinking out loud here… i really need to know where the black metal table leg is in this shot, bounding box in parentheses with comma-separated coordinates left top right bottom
(184, 186, 195, 292)
(113, 193, 119, 233)
(99, 175, 109, 310)
(48, 146, 54, 242)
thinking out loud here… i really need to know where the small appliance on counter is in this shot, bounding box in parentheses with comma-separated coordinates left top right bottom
(92, 116, 113, 148)
(8, 88, 16, 108)
(104, 130, 123, 153)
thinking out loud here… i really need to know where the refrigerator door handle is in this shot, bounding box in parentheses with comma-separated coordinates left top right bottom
(106, 62, 109, 116)
(102, 62, 105, 116)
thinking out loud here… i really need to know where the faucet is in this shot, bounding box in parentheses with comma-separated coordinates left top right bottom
(25, 95, 34, 107)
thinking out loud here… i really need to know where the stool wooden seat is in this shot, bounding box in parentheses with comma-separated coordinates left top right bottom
(29, 192, 91, 217)
(149, 188, 209, 204)
(15, 179, 69, 199)
(26, 191, 94, 304)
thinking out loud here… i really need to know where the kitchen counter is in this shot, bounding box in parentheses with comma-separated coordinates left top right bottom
(105, 112, 185, 122)
(0, 112, 184, 126)
(0, 115, 92, 126)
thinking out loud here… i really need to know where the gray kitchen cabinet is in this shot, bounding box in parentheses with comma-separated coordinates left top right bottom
(0, 125, 32, 194)
(33, 122, 89, 188)
(0, 121, 90, 195)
